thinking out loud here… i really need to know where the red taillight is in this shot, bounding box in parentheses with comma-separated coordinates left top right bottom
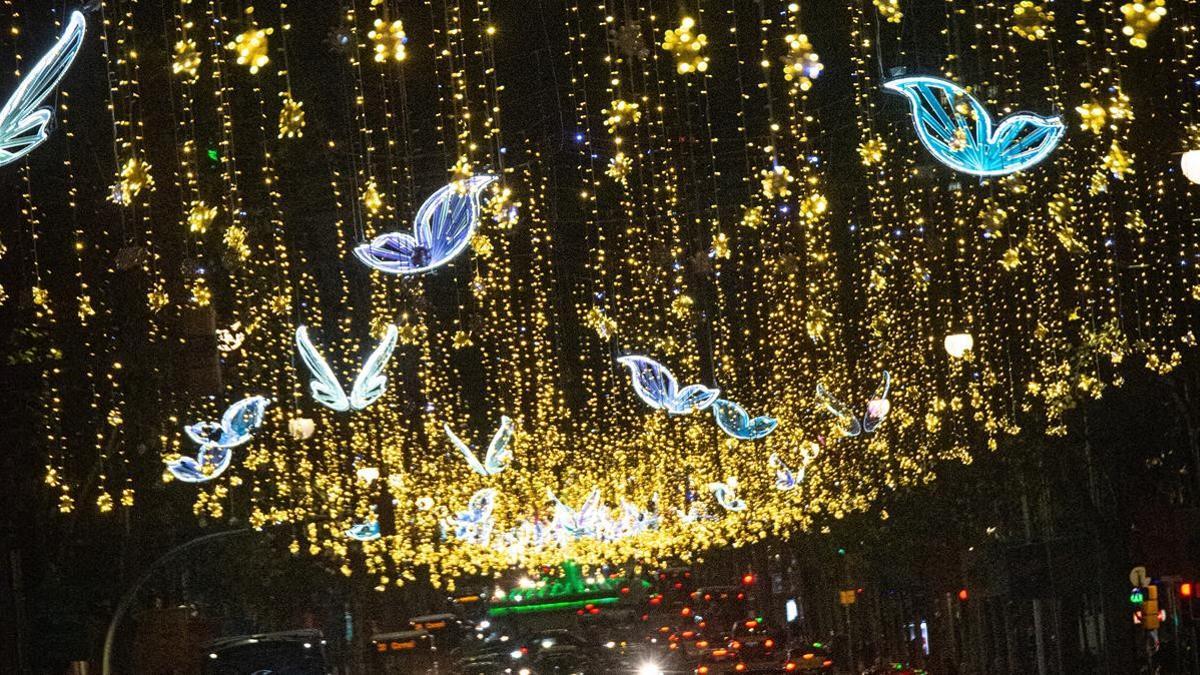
(764, 639, 775, 648)
(730, 640, 742, 650)
(735, 663, 747, 672)
(822, 659, 833, 667)
(697, 667, 709, 674)
(1184, 583, 1194, 598)
(802, 653, 815, 660)
(742, 573, 756, 585)
(670, 643, 679, 650)
(589, 607, 600, 614)
(743, 620, 757, 629)
(675, 582, 684, 589)
(683, 630, 696, 638)
(697, 640, 709, 648)
(681, 607, 693, 617)
(785, 663, 798, 671)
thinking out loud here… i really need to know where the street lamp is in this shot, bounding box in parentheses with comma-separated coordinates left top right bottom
(102, 529, 255, 675)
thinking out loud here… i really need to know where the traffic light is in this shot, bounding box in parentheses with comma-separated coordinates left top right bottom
(1179, 581, 1198, 622)
(742, 573, 756, 586)
(1143, 585, 1160, 630)
(957, 589, 969, 602)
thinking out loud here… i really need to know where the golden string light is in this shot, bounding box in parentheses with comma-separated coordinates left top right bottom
(6, 0, 1197, 584)
(226, 10, 273, 74)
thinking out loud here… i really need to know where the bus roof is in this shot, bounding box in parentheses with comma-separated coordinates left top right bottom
(370, 630, 430, 642)
(408, 613, 458, 623)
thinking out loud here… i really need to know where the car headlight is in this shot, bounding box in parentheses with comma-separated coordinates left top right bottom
(637, 662, 664, 675)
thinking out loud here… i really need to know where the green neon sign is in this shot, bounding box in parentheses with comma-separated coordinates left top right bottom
(489, 596, 620, 617)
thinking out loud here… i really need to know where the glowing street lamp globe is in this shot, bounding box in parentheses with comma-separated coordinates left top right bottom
(944, 333, 975, 359)
(1181, 150, 1200, 185)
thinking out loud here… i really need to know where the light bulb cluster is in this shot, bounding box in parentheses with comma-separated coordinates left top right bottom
(9, 0, 1198, 588)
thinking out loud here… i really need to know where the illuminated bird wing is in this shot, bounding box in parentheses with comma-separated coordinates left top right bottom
(883, 76, 1063, 176)
(166, 446, 232, 483)
(295, 326, 351, 412)
(349, 324, 397, 410)
(768, 453, 797, 492)
(712, 398, 778, 440)
(183, 396, 268, 449)
(989, 113, 1066, 173)
(353, 175, 497, 274)
(0, 11, 85, 167)
(446, 423, 489, 476)
(345, 521, 381, 541)
(549, 488, 602, 538)
(617, 354, 719, 414)
(578, 488, 602, 526)
(549, 489, 575, 530)
(183, 422, 223, 448)
(449, 488, 497, 544)
(466, 488, 497, 520)
(815, 382, 864, 437)
(216, 395, 269, 447)
(483, 415, 514, 474)
(862, 370, 892, 433)
(708, 479, 747, 512)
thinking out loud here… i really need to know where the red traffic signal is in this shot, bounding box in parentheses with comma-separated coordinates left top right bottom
(957, 589, 969, 602)
(742, 573, 756, 586)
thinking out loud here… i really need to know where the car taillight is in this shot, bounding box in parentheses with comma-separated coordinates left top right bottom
(735, 663, 747, 672)
(785, 663, 798, 671)
(801, 653, 815, 660)
(822, 659, 833, 667)
(730, 640, 742, 650)
(697, 667, 709, 674)
(697, 640, 709, 648)
(764, 639, 775, 648)
(670, 643, 679, 650)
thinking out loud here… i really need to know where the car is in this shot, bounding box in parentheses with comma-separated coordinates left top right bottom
(725, 619, 783, 670)
(202, 629, 329, 675)
(693, 646, 741, 674)
(523, 628, 596, 655)
(863, 663, 924, 675)
(776, 645, 834, 672)
(667, 627, 716, 659)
